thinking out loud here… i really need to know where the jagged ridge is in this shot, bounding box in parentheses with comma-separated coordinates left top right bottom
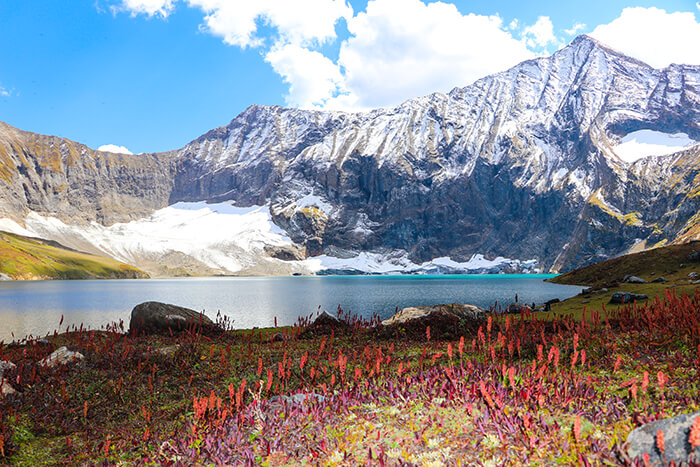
(1, 35, 699, 273)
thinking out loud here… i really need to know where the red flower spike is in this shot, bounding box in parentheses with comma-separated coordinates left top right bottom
(573, 416, 581, 442)
(657, 371, 666, 391)
(642, 371, 649, 393)
(656, 430, 665, 453)
(689, 416, 700, 448)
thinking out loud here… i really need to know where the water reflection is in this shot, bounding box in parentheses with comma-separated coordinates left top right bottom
(0, 275, 581, 341)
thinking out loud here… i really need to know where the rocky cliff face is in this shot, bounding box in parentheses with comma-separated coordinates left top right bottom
(168, 35, 700, 271)
(1, 35, 699, 274)
(0, 122, 177, 225)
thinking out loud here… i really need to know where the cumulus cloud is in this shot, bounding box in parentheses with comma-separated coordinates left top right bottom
(119, 0, 353, 47)
(335, 0, 534, 109)
(0, 85, 10, 97)
(98, 144, 134, 154)
(118, 0, 535, 110)
(522, 16, 557, 48)
(564, 23, 586, 35)
(265, 43, 351, 108)
(590, 7, 700, 68)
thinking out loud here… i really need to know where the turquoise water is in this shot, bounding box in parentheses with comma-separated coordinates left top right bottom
(0, 275, 581, 341)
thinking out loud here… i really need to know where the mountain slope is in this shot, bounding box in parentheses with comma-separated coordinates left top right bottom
(0, 121, 176, 225)
(0, 231, 147, 280)
(0, 35, 699, 275)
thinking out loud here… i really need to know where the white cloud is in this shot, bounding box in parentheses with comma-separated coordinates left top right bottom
(564, 23, 586, 35)
(0, 86, 9, 97)
(98, 144, 133, 154)
(119, 0, 175, 17)
(334, 0, 534, 109)
(116, 0, 539, 110)
(522, 16, 557, 48)
(265, 44, 352, 108)
(590, 7, 700, 68)
(120, 0, 353, 48)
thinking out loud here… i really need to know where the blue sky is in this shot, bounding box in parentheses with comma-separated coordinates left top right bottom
(1, 1, 699, 154)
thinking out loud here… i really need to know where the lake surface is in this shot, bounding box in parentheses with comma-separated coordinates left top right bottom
(0, 275, 581, 341)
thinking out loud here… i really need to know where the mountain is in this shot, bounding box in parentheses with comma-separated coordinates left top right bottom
(0, 35, 699, 276)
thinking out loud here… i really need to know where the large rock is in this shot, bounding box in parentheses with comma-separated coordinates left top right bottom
(39, 346, 85, 368)
(381, 303, 486, 338)
(610, 292, 649, 304)
(627, 411, 700, 465)
(129, 302, 220, 335)
(300, 311, 350, 337)
(623, 275, 648, 284)
(687, 250, 700, 262)
(506, 303, 530, 314)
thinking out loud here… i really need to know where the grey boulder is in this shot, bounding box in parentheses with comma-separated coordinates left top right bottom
(381, 303, 486, 338)
(300, 311, 350, 337)
(39, 346, 85, 368)
(610, 292, 649, 304)
(506, 303, 527, 314)
(627, 410, 700, 465)
(623, 275, 648, 284)
(129, 301, 220, 335)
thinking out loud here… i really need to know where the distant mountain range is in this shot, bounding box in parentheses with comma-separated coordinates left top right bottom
(1, 35, 698, 276)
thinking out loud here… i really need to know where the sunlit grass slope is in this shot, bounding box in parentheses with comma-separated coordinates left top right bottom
(0, 230, 148, 280)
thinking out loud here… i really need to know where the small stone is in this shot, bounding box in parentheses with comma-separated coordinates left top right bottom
(0, 377, 17, 397)
(0, 360, 16, 378)
(39, 346, 85, 368)
(149, 345, 180, 357)
(651, 277, 666, 283)
(687, 250, 700, 262)
(269, 393, 326, 406)
(627, 410, 700, 465)
(272, 333, 285, 342)
(688, 272, 699, 280)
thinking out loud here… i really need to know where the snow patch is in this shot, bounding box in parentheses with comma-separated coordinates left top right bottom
(4, 202, 301, 274)
(313, 251, 539, 275)
(0, 218, 35, 237)
(295, 194, 333, 214)
(614, 130, 698, 162)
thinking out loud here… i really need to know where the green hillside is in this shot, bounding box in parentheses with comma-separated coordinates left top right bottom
(0, 230, 148, 280)
(547, 241, 700, 317)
